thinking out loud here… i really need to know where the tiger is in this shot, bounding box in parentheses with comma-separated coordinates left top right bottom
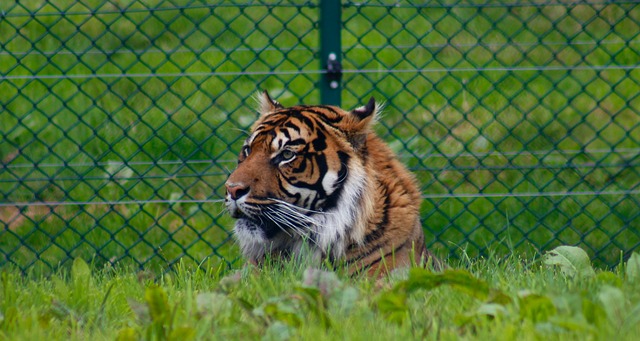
(224, 91, 439, 276)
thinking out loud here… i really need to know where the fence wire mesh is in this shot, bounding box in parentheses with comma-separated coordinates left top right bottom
(1, 0, 639, 273)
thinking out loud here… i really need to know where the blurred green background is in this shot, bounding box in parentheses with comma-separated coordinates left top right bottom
(1, 0, 639, 273)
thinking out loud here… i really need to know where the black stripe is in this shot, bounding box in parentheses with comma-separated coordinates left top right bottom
(352, 240, 410, 275)
(312, 130, 327, 151)
(315, 105, 342, 116)
(304, 107, 343, 124)
(276, 177, 301, 201)
(284, 121, 301, 133)
(286, 138, 306, 146)
(323, 151, 350, 210)
(360, 142, 369, 160)
(363, 194, 390, 244)
(287, 110, 316, 129)
(292, 158, 307, 173)
(262, 115, 289, 127)
(302, 196, 311, 208)
(285, 152, 327, 193)
(310, 192, 323, 211)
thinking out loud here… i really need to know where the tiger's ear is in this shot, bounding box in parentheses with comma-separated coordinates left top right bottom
(257, 90, 284, 115)
(347, 96, 380, 130)
(344, 97, 380, 149)
(350, 97, 378, 121)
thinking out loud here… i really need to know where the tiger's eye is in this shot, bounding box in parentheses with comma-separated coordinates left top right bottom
(281, 150, 295, 160)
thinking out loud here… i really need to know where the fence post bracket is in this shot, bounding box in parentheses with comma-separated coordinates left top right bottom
(320, 0, 341, 105)
(326, 52, 342, 90)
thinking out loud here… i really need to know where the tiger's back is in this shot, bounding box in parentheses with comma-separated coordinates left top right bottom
(225, 91, 437, 276)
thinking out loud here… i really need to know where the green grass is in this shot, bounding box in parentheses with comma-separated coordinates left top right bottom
(0, 0, 639, 273)
(2, 247, 640, 340)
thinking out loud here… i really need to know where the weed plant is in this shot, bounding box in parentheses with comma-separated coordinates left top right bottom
(2, 246, 640, 340)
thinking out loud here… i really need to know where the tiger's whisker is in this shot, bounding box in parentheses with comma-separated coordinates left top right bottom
(265, 206, 321, 246)
(267, 198, 328, 215)
(336, 163, 349, 184)
(266, 207, 309, 237)
(274, 204, 318, 226)
(262, 210, 293, 238)
(270, 205, 338, 239)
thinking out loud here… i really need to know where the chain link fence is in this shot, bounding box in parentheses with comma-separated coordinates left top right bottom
(1, 0, 639, 274)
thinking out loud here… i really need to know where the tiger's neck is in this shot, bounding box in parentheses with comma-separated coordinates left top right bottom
(317, 134, 422, 260)
(343, 135, 425, 273)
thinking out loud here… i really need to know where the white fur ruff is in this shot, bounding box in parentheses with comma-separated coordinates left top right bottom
(232, 158, 367, 262)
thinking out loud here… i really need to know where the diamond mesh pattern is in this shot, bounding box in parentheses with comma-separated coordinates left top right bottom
(342, 0, 640, 266)
(1, 0, 639, 273)
(0, 0, 320, 272)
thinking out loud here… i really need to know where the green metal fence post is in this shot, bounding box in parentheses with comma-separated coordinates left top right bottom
(320, 0, 342, 106)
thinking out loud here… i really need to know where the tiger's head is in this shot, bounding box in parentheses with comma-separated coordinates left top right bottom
(225, 91, 380, 262)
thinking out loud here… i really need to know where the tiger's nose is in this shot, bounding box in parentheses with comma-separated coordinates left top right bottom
(225, 182, 250, 200)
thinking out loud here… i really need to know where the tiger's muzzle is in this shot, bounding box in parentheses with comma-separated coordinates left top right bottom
(225, 181, 250, 218)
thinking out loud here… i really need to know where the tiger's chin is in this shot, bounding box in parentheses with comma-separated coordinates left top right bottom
(228, 209, 244, 219)
(233, 217, 315, 265)
(233, 218, 269, 261)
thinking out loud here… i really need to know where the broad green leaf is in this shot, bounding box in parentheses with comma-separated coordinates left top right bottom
(455, 303, 508, 326)
(262, 301, 302, 327)
(115, 328, 138, 341)
(582, 297, 608, 328)
(547, 316, 597, 334)
(196, 292, 231, 317)
(169, 326, 195, 341)
(233, 297, 256, 313)
(400, 268, 490, 300)
(72, 258, 91, 283)
(535, 322, 565, 334)
(376, 290, 409, 324)
(301, 267, 358, 313)
(543, 246, 595, 279)
(70, 258, 92, 311)
(295, 286, 322, 304)
(518, 292, 557, 323)
(550, 293, 581, 316)
(488, 290, 513, 305)
(621, 302, 640, 335)
(302, 268, 342, 298)
(476, 303, 508, 317)
(626, 252, 640, 283)
(263, 321, 292, 341)
(295, 286, 331, 329)
(331, 286, 358, 312)
(597, 285, 625, 326)
(144, 285, 170, 324)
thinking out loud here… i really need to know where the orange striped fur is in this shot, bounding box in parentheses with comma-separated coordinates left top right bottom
(225, 91, 439, 276)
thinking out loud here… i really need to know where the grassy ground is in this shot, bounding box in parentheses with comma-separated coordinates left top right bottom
(2, 246, 640, 340)
(0, 0, 639, 273)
